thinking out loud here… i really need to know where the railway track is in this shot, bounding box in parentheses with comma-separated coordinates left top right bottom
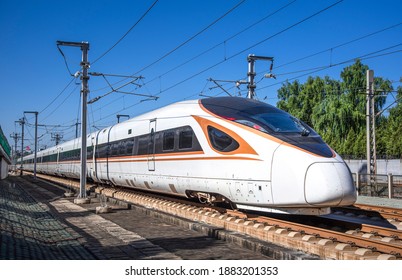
(238, 212, 402, 258)
(334, 204, 402, 221)
(24, 172, 402, 260)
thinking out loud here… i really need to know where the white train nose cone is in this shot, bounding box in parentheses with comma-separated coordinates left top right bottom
(304, 162, 357, 206)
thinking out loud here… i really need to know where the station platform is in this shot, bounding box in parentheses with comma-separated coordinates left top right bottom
(0, 175, 312, 260)
(356, 195, 402, 209)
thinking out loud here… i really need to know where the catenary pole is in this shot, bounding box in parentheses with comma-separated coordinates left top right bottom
(18, 118, 25, 176)
(56, 41, 90, 203)
(366, 69, 376, 191)
(246, 54, 274, 99)
(24, 111, 38, 180)
(9, 132, 20, 167)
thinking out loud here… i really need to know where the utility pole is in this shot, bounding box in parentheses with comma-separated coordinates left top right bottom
(75, 122, 80, 138)
(57, 40, 90, 204)
(24, 111, 38, 180)
(16, 118, 25, 176)
(51, 132, 63, 145)
(247, 54, 274, 99)
(366, 69, 376, 191)
(10, 132, 20, 167)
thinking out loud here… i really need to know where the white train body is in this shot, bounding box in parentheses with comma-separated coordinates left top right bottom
(21, 97, 357, 215)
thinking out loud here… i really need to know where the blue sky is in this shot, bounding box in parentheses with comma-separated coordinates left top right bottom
(1, 0, 401, 151)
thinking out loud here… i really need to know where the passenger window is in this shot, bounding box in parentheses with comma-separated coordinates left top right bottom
(179, 130, 193, 149)
(163, 131, 175, 151)
(137, 136, 149, 155)
(208, 126, 239, 152)
(126, 139, 134, 155)
(111, 143, 119, 156)
(119, 140, 126, 155)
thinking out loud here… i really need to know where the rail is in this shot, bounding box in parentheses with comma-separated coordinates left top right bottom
(353, 173, 402, 199)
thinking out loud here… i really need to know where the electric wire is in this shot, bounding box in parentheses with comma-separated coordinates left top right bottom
(152, 0, 345, 98)
(197, 43, 402, 100)
(92, 0, 159, 64)
(274, 21, 402, 71)
(39, 77, 76, 115)
(44, 0, 400, 146)
(56, 45, 74, 76)
(89, 15, 401, 108)
(131, 0, 247, 76)
(86, 0, 250, 118)
(143, 0, 297, 86)
(41, 84, 80, 123)
(209, 21, 402, 98)
(258, 44, 402, 92)
(83, 0, 347, 130)
(87, 0, 296, 112)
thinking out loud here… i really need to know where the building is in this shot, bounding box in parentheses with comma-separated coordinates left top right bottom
(0, 126, 12, 179)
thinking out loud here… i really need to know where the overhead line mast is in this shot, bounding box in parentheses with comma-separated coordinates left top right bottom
(24, 111, 38, 180)
(9, 132, 20, 167)
(16, 118, 25, 176)
(366, 70, 377, 191)
(247, 54, 274, 99)
(56, 41, 90, 204)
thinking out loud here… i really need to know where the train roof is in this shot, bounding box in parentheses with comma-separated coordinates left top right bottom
(200, 96, 282, 115)
(21, 97, 288, 160)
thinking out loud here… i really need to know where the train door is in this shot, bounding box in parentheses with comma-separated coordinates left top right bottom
(94, 128, 109, 183)
(56, 147, 61, 175)
(88, 134, 97, 181)
(148, 119, 156, 171)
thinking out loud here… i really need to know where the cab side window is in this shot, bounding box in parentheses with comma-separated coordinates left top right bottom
(208, 126, 239, 152)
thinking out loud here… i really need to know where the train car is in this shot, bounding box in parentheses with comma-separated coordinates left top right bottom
(21, 97, 357, 215)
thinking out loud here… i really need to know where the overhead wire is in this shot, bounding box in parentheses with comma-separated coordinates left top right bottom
(86, 0, 249, 127)
(208, 21, 402, 97)
(154, 0, 345, 98)
(39, 77, 76, 115)
(274, 21, 402, 70)
(92, 0, 159, 65)
(258, 43, 402, 92)
(131, 0, 247, 76)
(90, 5, 400, 108)
(202, 47, 402, 100)
(47, 0, 159, 145)
(85, 0, 346, 129)
(21, 77, 76, 145)
(50, 0, 401, 143)
(143, 0, 298, 86)
(41, 83, 80, 122)
(87, 0, 296, 118)
(56, 44, 74, 76)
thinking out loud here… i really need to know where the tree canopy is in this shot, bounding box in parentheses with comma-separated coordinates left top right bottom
(275, 59, 400, 158)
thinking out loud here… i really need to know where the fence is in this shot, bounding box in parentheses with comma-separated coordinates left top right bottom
(353, 173, 402, 199)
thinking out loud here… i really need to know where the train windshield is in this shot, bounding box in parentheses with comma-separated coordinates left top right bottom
(252, 113, 310, 135)
(200, 97, 314, 136)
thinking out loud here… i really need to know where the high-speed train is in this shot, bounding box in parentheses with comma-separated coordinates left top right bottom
(21, 97, 357, 215)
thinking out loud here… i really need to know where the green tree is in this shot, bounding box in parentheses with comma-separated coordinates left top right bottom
(277, 76, 330, 127)
(276, 59, 393, 157)
(277, 80, 303, 118)
(382, 86, 402, 157)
